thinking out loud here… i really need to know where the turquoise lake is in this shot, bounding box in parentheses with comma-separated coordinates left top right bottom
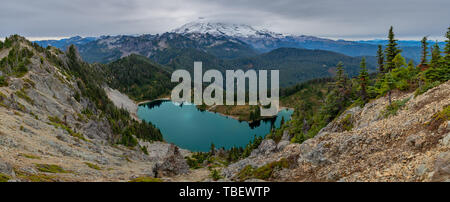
(137, 100, 293, 152)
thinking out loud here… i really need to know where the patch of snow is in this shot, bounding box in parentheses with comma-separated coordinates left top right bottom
(172, 21, 286, 39)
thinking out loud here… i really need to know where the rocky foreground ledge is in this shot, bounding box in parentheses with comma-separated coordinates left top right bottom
(221, 81, 450, 182)
(0, 38, 191, 182)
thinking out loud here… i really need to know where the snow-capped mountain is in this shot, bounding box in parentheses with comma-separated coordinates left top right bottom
(32, 21, 424, 63)
(172, 21, 285, 39)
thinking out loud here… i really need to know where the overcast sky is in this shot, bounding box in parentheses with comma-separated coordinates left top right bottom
(1, 0, 449, 41)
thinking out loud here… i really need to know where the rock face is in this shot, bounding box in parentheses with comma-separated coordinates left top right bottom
(250, 139, 276, 157)
(154, 144, 190, 177)
(104, 87, 138, 120)
(0, 36, 190, 182)
(277, 130, 291, 151)
(223, 81, 450, 182)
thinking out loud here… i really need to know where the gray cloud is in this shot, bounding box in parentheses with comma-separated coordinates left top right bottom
(1, 0, 449, 40)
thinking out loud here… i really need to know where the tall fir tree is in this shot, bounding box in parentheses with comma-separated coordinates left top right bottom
(385, 26, 401, 72)
(377, 45, 385, 73)
(358, 57, 369, 103)
(420, 36, 429, 66)
(335, 61, 347, 92)
(384, 72, 396, 105)
(430, 42, 442, 68)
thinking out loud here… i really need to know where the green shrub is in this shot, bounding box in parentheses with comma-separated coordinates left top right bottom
(237, 165, 255, 181)
(14, 169, 57, 182)
(84, 162, 102, 170)
(186, 152, 210, 169)
(253, 158, 290, 180)
(209, 169, 223, 181)
(0, 173, 11, 182)
(35, 164, 70, 173)
(427, 105, 450, 130)
(15, 88, 34, 105)
(414, 81, 440, 96)
(48, 116, 89, 142)
(129, 177, 163, 182)
(20, 153, 41, 159)
(381, 97, 411, 118)
(339, 114, 353, 131)
(0, 76, 8, 87)
(140, 145, 149, 155)
(237, 158, 291, 181)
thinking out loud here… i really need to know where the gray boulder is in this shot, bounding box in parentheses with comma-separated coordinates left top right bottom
(303, 142, 331, 167)
(432, 152, 450, 181)
(251, 139, 276, 157)
(0, 158, 15, 178)
(442, 133, 450, 147)
(281, 130, 291, 142)
(277, 141, 290, 151)
(154, 144, 189, 177)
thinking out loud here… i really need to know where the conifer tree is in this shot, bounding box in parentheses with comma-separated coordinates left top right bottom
(406, 60, 416, 78)
(210, 143, 215, 155)
(393, 53, 407, 69)
(335, 61, 347, 92)
(385, 26, 401, 72)
(445, 27, 450, 62)
(430, 42, 442, 68)
(383, 73, 396, 105)
(377, 45, 385, 73)
(358, 57, 369, 103)
(420, 36, 429, 66)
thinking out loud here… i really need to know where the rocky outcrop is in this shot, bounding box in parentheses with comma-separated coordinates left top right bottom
(277, 130, 292, 150)
(432, 152, 450, 181)
(224, 81, 450, 182)
(0, 158, 15, 178)
(154, 144, 190, 177)
(250, 139, 276, 157)
(0, 37, 191, 182)
(104, 87, 138, 120)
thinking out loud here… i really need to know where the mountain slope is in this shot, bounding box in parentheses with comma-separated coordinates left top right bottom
(34, 36, 97, 50)
(225, 48, 377, 86)
(172, 21, 424, 61)
(222, 81, 450, 182)
(74, 33, 258, 63)
(34, 21, 427, 64)
(0, 35, 190, 182)
(149, 46, 377, 87)
(104, 54, 173, 101)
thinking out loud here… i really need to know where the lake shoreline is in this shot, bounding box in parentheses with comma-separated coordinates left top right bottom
(137, 100, 294, 152)
(137, 98, 294, 123)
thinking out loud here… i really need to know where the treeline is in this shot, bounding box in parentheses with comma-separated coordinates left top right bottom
(284, 26, 450, 144)
(0, 35, 34, 79)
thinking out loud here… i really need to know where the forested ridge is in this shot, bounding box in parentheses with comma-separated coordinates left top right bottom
(104, 54, 174, 101)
